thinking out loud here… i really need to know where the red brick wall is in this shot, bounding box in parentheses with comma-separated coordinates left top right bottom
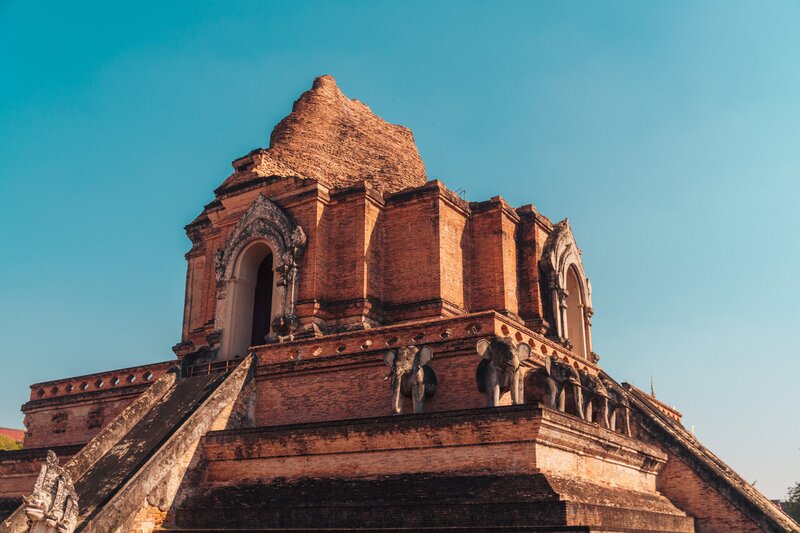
(24, 395, 136, 448)
(516, 206, 538, 324)
(383, 189, 440, 320)
(657, 453, 763, 533)
(246, 312, 596, 428)
(499, 204, 520, 317)
(364, 194, 384, 314)
(323, 189, 363, 309)
(437, 195, 470, 314)
(178, 177, 553, 350)
(468, 197, 521, 318)
(295, 188, 330, 330)
(21, 361, 173, 449)
(253, 350, 492, 427)
(0, 446, 81, 498)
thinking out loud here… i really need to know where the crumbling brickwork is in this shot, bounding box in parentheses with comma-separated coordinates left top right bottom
(3, 75, 796, 533)
(658, 455, 763, 533)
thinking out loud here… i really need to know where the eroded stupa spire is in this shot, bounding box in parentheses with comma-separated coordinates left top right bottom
(217, 75, 427, 195)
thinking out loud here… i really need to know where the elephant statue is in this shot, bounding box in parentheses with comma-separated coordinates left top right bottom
(523, 355, 584, 419)
(579, 370, 610, 429)
(383, 345, 437, 414)
(475, 337, 532, 407)
(599, 374, 632, 437)
(523, 356, 557, 407)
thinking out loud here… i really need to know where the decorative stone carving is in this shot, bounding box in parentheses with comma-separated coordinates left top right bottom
(540, 220, 593, 357)
(23, 451, 78, 533)
(600, 374, 632, 437)
(475, 337, 532, 407)
(579, 370, 610, 429)
(551, 357, 584, 419)
(214, 194, 307, 342)
(383, 345, 437, 414)
(522, 359, 558, 408)
(523, 356, 584, 419)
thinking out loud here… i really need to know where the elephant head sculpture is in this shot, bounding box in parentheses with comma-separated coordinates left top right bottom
(475, 337, 532, 407)
(579, 370, 609, 428)
(383, 345, 437, 414)
(523, 355, 584, 419)
(599, 374, 632, 437)
(523, 356, 557, 408)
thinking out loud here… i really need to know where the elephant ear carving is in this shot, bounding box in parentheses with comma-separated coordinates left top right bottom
(516, 342, 532, 362)
(418, 345, 433, 367)
(383, 350, 397, 367)
(476, 359, 490, 393)
(476, 339, 491, 359)
(423, 366, 438, 398)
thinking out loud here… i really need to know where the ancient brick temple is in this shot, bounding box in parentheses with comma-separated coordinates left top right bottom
(1, 76, 796, 533)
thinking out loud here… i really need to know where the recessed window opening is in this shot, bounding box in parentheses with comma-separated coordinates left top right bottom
(565, 265, 587, 358)
(250, 251, 274, 346)
(223, 240, 280, 359)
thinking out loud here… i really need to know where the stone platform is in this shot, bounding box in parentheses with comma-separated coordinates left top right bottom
(169, 405, 694, 532)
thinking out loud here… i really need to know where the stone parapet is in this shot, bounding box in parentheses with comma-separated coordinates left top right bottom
(25, 360, 174, 404)
(250, 311, 597, 372)
(20, 361, 176, 449)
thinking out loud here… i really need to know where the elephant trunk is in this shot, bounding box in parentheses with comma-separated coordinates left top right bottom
(573, 384, 585, 419)
(390, 373, 403, 415)
(485, 365, 501, 407)
(410, 366, 426, 413)
(510, 367, 523, 405)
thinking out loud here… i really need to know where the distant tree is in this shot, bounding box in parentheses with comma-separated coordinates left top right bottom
(0, 434, 22, 451)
(786, 482, 800, 522)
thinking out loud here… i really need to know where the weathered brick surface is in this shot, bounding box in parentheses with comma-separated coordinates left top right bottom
(171, 406, 692, 531)
(201, 406, 667, 488)
(248, 313, 599, 427)
(217, 75, 427, 195)
(628, 385, 799, 532)
(382, 187, 440, 319)
(0, 445, 81, 499)
(657, 455, 762, 533)
(8, 76, 791, 533)
(21, 360, 173, 448)
(437, 191, 470, 313)
(178, 160, 561, 357)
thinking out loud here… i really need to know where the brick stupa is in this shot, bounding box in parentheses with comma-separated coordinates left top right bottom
(1, 76, 795, 533)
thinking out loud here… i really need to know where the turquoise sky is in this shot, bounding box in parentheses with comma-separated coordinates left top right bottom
(1, 1, 798, 499)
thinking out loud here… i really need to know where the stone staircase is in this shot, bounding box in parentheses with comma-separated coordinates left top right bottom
(1, 355, 255, 533)
(74, 371, 225, 526)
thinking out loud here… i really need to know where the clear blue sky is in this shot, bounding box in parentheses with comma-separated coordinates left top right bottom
(1, 1, 798, 499)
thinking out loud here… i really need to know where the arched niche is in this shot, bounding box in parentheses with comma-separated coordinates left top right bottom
(565, 265, 587, 358)
(540, 219, 594, 360)
(213, 194, 306, 358)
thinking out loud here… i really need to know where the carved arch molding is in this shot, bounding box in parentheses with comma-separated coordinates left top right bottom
(540, 219, 595, 360)
(214, 194, 307, 343)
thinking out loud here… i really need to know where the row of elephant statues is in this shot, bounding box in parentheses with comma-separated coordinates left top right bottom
(382, 336, 632, 437)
